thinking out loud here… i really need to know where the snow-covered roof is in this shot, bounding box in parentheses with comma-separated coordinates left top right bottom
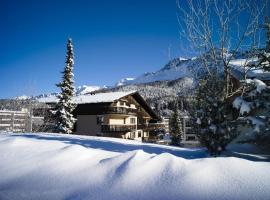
(74, 91, 136, 104)
(38, 91, 137, 104)
(36, 95, 58, 103)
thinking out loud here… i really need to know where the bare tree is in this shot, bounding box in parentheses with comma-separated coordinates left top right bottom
(177, 0, 269, 153)
(177, 0, 267, 97)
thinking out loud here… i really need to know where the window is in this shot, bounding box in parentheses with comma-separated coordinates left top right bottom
(138, 131, 141, 138)
(120, 101, 124, 106)
(96, 116, 104, 125)
(144, 132, 148, 137)
(130, 118, 136, 124)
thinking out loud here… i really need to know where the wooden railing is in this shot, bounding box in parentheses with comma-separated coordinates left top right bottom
(137, 123, 166, 131)
(101, 124, 137, 133)
(103, 107, 136, 115)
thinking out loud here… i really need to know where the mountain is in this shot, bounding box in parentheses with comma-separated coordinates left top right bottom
(109, 51, 252, 117)
(116, 78, 135, 86)
(76, 85, 102, 95)
(15, 95, 31, 100)
(115, 57, 201, 86)
(107, 56, 205, 117)
(115, 49, 252, 87)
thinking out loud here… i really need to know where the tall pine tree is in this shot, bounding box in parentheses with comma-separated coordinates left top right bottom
(55, 38, 76, 134)
(169, 101, 183, 146)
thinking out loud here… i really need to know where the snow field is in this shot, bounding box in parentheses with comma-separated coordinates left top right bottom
(0, 133, 269, 200)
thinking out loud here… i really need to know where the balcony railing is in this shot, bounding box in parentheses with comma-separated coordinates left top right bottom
(101, 124, 137, 133)
(137, 123, 165, 131)
(103, 107, 136, 115)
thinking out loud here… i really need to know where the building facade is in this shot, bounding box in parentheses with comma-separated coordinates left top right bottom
(180, 116, 200, 147)
(38, 91, 161, 140)
(50, 91, 161, 140)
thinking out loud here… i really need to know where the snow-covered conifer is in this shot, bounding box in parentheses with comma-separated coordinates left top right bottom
(194, 74, 237, 155)
(265, 19, 270, 52)
(257, 21, 270, 72)
(55, 38, 76, 134)
(169, 101, 182, 146)
(232, 21, 270, 147)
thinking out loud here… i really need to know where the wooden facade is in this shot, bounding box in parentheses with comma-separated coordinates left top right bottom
(73, 92, 162, 140)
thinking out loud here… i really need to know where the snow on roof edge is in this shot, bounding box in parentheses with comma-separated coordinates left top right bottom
(37, 90, 138, 104)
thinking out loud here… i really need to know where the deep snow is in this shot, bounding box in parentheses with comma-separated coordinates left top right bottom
(0, 133, 269, 200)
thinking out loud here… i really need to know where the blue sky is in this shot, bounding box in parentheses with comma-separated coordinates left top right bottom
(0, 0, 186, 98)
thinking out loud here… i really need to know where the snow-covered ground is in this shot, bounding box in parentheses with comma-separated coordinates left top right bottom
(0, 133, 269, 200)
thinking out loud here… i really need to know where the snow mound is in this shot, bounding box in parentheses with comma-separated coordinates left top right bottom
(0, 133, 269, 200)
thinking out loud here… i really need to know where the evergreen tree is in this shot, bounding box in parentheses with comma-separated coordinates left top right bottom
(154, 102, 161, 116)
(258, 19, 270, 72)
(194, 74, 237, 155)
(232, 22, 270, 148)
(232, 19, 270, 148)
(233, 78, 270, 147)
(169, 101, 183, 146)
(265, 17, 270, 52)
(55, 38, 76, 134)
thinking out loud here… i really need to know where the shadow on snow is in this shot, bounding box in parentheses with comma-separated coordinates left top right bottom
(8, 133, 270, 161)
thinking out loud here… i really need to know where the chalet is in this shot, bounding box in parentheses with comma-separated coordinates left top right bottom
(39, 91, 162, 140)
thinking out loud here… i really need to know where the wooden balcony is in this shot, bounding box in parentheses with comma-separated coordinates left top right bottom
(101, 124, 137, 133)
(103, 107, 136, 115)
(137, 123, 165, 131)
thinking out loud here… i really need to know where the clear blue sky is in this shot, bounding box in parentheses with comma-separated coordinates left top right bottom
(0, 0, 186, 98)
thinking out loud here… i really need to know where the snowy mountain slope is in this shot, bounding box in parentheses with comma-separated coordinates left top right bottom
(105, 57, 202, 116)
(0, 133, 269, 200)
(15, 95, 31, 100)
(75, 85, 101, 95)
(116, 57, 197, 86)
(106, 51, 259, 117)
(115, 49, 254, 87)
(116, 78, 135, 86)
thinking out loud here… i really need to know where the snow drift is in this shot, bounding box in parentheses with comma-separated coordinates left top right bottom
(0, 133, 269, 200)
